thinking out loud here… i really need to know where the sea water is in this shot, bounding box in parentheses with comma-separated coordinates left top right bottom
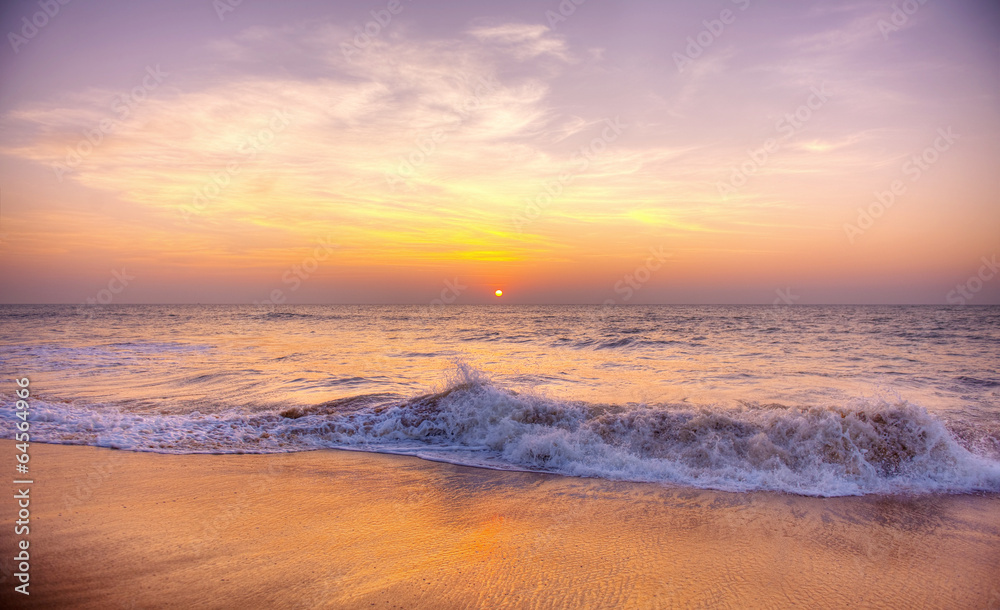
(2, 304, 998, 496)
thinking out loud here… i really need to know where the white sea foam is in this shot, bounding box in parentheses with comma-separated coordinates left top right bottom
(7, 367, 1000, 497)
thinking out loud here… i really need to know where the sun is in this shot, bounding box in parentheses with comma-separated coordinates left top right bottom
(495, 289, 503, 297)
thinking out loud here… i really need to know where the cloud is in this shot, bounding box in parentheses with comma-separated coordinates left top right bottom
(467, 23, 571, 61)
(4, 4, 992, 281)
(0, 19, 608, 266)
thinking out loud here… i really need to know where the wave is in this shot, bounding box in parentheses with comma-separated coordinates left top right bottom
(956, 375, 1000, 388)
(253, 311, 321, 320)
(7, 366, 1000, 497)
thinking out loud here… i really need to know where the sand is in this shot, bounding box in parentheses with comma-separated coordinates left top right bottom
(1, 440, 998, 609)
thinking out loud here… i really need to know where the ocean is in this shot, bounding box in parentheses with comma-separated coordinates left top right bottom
(2, 304, 998, 497)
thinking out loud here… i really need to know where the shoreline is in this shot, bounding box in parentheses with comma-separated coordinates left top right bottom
(2, 440, 999, 608)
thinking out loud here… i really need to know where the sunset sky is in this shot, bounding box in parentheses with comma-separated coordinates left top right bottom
(1, 0, 998, 304)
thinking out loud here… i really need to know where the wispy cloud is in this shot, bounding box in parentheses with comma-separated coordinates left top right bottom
(467, 23, 571, 61)
(0, 1, 997, 303)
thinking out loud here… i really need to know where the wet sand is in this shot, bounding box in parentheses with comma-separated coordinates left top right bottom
(1, 440, 998, 609)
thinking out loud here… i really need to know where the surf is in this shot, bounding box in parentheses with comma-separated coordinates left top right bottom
(9, 365, 1000, 497)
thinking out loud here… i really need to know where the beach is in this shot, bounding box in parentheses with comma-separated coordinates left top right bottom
(2, 440, 998, 609)
(2, 0, 999, 604)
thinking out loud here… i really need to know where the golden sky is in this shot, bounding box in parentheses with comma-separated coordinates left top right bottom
(1, 0, 998, 303)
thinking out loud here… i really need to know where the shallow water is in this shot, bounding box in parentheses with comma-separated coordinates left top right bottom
(9, 442, 1000, 609)
(2, 304, 999, 495)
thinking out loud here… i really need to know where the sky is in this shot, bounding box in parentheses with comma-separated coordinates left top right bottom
(0, 0, 998, 305)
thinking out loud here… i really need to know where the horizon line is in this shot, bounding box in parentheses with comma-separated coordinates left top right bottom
(2, 303, 997, 307)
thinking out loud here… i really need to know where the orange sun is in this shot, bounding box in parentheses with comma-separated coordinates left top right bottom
(495, 289, 503, 297)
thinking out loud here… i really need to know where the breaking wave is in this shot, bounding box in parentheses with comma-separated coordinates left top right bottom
(8, 366, 1000, 497)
